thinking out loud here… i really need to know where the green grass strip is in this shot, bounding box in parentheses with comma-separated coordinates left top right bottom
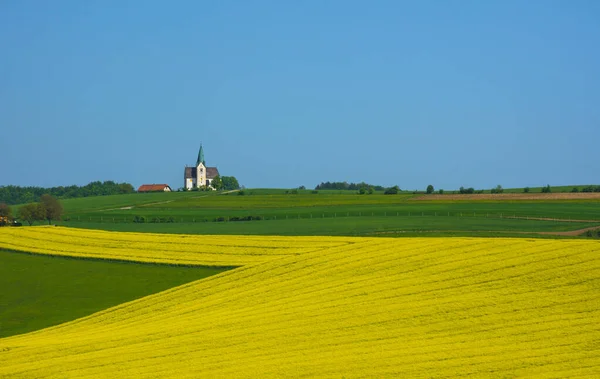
(0, 249, 229, 338)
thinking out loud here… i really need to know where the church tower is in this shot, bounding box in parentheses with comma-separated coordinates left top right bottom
(196, 144, 206, 187)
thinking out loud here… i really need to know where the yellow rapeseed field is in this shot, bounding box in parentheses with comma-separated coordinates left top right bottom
(0, 227, 599, 377)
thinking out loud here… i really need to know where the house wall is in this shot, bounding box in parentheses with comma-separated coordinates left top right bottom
(185, 178, 195, 190)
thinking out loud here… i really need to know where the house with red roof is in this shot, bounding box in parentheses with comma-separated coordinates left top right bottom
(137, 184, 172, 192)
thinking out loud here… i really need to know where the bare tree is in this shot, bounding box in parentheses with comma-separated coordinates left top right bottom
(40, 194, 63, 225)
(17, 203, 46, 226)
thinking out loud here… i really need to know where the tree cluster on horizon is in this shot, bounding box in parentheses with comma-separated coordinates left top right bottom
(0, 181, 135, 205)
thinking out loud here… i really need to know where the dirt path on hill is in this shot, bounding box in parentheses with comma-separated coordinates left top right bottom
(537, 226, 600, 236)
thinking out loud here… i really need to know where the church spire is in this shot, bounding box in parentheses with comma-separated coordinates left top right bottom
(196, 144, 205, 166)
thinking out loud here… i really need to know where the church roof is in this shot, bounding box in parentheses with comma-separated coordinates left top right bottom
(206, 167, 219, 179)
(184, 167, 196, 178)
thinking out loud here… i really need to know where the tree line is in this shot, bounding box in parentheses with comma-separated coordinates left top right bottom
(0, 181, 135, 205)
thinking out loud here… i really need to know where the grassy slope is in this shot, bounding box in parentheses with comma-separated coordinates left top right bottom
(61, 217, 600, 237)
(0, 249, 227, 338)
(59, 191, 216, 212)
(45, 190, 600, 236)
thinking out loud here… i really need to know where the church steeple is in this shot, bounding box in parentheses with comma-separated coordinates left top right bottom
(196, 144, 205, 167)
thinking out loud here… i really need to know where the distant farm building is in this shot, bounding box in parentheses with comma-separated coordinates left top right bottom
(184, 144, 220, 190)
(137, 184, 172, 192)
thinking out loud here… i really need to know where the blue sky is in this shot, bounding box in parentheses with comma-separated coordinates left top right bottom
(1, 0, 599, 191)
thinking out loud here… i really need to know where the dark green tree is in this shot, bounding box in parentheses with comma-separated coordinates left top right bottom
(211, 176, 223, 191)
(40, 194, 63, 225)
(118, 183, 135, 193)
(221, 176, 240, 191)
(426, 185, 434, 194)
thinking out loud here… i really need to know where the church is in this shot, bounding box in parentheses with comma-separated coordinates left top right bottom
(184, 144, 220, 190)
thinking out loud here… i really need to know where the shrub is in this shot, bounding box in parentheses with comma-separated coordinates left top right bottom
(571, 187, 579, 193)
(523, 187, 530, 193)
(133, 216, 145, 223)
(384, 186, 399, 195)
(491, 185, 503, 194)
(311, 190, 318, 194)
(541, 185, 551, 193)
(438, 189, 444, 194)
(237, 190, 245, 196)
(582, 186, 600, 193)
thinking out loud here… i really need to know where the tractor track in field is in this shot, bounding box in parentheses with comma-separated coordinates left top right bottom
(366, 225, 600, 237)
(95, 190, 241, 212)
(500, 215, 600, 223)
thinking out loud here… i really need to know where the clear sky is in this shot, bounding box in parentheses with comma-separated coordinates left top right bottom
(1, 0, 599, 191)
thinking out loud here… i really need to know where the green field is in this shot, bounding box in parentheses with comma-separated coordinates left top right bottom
(60, 217, 599, 237)
(39, 190, 600, 237)
(0, 249, 227, 338)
